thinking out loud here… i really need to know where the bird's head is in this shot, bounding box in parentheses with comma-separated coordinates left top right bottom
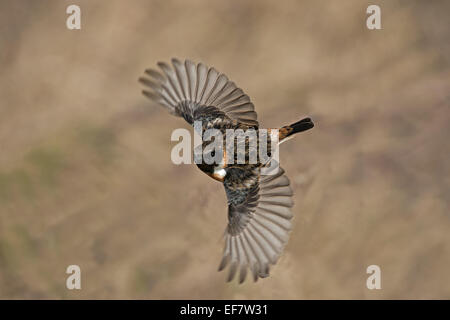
(196, 147, 228, 182)
(196, 162, 227, 182)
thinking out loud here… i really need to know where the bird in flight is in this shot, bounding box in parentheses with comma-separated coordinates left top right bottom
(139, 59, 314, 283)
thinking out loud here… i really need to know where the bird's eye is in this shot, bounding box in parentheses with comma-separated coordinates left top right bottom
(211, 151, 215, 157)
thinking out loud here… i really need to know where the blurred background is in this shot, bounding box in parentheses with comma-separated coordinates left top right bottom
(0, 0, 449, 299)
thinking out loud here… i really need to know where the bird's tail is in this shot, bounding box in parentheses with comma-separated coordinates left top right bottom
(278, 117, 314, 142)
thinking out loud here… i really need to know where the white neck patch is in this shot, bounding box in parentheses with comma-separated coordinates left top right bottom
(214, 168, 227, 178)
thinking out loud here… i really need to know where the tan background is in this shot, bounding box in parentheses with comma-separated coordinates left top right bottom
(0, 0, 449, 299)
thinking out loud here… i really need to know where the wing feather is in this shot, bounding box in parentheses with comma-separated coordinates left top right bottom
(220, 166, 294, 283)
(139, 59, 258, 127)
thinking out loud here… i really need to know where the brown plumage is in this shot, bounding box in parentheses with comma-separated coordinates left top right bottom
(139, 58, 314, 283)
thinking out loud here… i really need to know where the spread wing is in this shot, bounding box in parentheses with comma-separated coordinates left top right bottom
(220, 166, 294, 283)
(139, 58, 258, 128)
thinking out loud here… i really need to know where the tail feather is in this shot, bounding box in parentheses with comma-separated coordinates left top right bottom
(279, 117, 314, 141)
